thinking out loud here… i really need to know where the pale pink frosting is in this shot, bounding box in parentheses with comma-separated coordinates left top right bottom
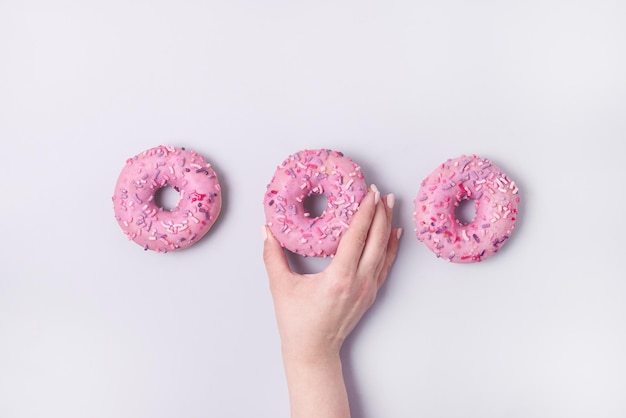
(414, 154, 520, 263)
(264, 149, 367, 257)
(112, 145, 222, 252)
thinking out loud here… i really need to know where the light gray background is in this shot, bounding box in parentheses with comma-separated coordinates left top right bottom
(1, 1, 625, 417)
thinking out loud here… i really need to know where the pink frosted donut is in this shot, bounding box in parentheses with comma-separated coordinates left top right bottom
(414, 154, 520, 263)
(264, 149, 367, 257)
(112, 145, 222, 252)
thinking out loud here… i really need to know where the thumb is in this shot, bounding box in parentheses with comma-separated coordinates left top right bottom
(262, 226, 292, 285)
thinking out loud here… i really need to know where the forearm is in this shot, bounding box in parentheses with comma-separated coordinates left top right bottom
(282, 349, 350, 418)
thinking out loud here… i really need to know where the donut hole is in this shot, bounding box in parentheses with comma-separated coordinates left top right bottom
(303, 193, 328, 218)
(154, 186, 181, 211)
(455, 198, 476, 225)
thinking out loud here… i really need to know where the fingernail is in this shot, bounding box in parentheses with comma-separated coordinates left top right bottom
(396, 228, 403, 240)
(386, 193, 395, 209)
(371, 184, 380, 204)
(261, 225, 268, 240)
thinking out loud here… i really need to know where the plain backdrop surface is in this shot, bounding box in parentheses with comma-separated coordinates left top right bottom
(1, 1, 625, 417)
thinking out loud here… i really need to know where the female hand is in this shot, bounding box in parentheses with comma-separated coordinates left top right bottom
(263, 185, 401, 418)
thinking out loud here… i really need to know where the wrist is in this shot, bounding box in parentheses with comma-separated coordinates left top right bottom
(281, 345, 349, 418)
(281, 342, 342, 367)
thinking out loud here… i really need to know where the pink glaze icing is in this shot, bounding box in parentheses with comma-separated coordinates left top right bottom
(112, 145, 222, 252)
(413, 154, 520, 263)
(264, 149, 367, 257)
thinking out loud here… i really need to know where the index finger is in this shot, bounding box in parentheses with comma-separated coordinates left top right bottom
(331, 185, 380, 273)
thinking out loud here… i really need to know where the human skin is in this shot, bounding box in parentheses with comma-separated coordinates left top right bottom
(263, 185, 401, 418)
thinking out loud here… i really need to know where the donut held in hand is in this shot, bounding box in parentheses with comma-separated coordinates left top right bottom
(112, 145, 222, 252)
(264, 149, 367, 257)
(414, 154, 520, 263)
